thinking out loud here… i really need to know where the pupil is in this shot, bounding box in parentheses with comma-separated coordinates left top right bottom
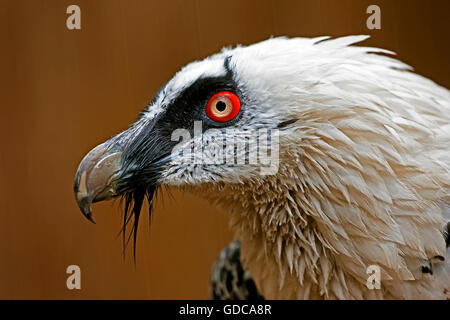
(216, 101, 227, 112)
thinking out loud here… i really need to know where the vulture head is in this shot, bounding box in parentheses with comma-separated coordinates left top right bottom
(74, 36, 319, 227)
(74, 36, 450, 299)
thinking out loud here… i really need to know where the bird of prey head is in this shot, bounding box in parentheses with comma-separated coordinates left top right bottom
(74, 36, 313, 238)
(74, 36, 450, 299)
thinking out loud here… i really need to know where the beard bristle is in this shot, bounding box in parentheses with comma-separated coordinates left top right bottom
(120, 185, 158, 261)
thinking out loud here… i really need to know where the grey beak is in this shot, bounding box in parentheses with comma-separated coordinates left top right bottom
(74, 143, 123, 223)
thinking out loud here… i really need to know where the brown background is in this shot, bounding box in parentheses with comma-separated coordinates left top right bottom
(0, 0, 449, 299)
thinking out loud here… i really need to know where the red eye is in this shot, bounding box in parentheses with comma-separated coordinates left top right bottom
(206, 91, 241, 122)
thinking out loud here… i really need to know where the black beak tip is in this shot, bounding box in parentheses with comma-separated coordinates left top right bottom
(86, 215, 97, 224)
(82, 209, 97, 224)
(75, 194, 97, 224)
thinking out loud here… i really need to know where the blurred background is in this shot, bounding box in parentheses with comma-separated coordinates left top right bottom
(0, 0, 449, 299)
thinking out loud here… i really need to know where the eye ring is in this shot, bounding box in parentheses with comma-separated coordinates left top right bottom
(206, 91, 241, 123)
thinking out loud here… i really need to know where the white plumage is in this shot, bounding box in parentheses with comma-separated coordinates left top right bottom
(75, 35, 450, 299)
(169, 36, 450, 299)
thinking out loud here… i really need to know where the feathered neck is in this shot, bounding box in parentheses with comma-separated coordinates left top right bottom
(191, 131, 448, 299)
(192, 175, 372, 299)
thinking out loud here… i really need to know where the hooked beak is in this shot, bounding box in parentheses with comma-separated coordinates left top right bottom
(74, 143, 123, 223)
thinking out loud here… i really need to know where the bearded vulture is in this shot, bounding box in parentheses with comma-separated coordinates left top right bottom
(74, 36, 450, 300)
